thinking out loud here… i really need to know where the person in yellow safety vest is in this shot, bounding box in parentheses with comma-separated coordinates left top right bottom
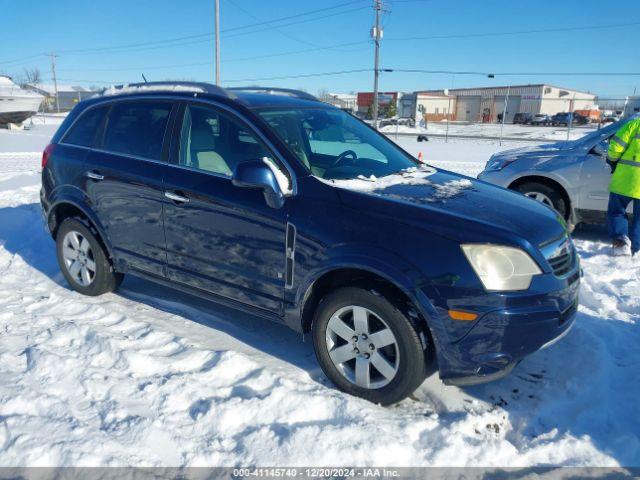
(606, 116, 640, 257)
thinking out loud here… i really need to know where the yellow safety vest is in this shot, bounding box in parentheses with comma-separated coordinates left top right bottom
(608, 118, 640, 199)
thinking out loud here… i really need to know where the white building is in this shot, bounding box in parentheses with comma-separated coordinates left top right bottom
(425, 84, 597, 123)
(414, 92, 456, 122)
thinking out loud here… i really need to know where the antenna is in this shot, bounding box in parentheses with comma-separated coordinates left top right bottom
(142, 73, 148, 83)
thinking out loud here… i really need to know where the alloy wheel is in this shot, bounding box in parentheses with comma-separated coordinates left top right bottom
(325, 305, 400, 389)
(525, 191, 554, 208)
(62, 230, 96, 287)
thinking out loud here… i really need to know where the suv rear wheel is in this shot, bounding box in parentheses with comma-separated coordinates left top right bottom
(312, 287, 429, 405)
(515, 181, 568, 219)
(56, 217, 124, 296)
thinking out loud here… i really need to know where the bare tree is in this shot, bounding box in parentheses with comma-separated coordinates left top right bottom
(16, 68, 41, 86)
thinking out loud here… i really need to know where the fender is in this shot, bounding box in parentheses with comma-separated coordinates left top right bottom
(47, 186, 117, 264)
(286, 243, 440, 335)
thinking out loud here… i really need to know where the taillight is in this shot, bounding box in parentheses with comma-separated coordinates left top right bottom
(42, 143, 56, 169)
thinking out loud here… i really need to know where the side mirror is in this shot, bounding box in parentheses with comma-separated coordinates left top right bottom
(592, 140, 609, 158)
(417, 134, 429, 142)
(232, 160, 286, 209)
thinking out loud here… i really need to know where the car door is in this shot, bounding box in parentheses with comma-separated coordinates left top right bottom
(162, 101, 289, 314)
(578, 137, 613, 213)
(83, 99, 175, 277)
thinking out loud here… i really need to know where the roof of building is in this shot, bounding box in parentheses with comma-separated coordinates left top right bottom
(424, 84, 595, 96)
(27, 83, 96, 95)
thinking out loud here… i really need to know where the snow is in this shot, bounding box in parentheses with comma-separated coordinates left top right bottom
(100, 84, 209, 96)
(380, 121, 596, 142)
(320, 166, 474, 203)
(0, 123, 639, 467)
(263, 156, 292, 195)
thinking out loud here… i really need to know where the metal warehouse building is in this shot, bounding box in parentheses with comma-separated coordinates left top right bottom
(425, 84, 597, 123)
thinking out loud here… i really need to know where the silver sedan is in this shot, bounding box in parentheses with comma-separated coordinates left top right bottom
(477, 115, 638, 226)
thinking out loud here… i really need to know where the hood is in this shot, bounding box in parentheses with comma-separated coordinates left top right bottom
(495, 142, 573, 158)
(329, 167, 566, 247)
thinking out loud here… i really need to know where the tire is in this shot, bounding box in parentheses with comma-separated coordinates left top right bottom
(56, 217, 124, 296)
(515, 181, 568, 219)
(312, 287, 429, 405)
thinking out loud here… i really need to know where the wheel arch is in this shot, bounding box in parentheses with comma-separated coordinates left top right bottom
(508, 174, 573, 220)
(295, 263, 437, 347)
(48, 199, 116, 264)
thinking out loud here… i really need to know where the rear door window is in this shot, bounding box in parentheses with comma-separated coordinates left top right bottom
(63, 105, 109, 147)
(103, 101, 172, 160)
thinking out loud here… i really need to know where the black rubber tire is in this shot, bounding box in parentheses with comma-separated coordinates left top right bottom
(312, 287, 429, 405)
(515, 181, 568, 219)
(56, 217, 124, 296)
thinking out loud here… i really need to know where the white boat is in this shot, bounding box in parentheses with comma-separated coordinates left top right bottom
(0, 75, 43, 126)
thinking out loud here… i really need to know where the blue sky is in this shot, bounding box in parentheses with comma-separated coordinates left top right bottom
(1, 0, 638, 98)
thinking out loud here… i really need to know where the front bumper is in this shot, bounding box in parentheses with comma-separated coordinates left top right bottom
(421, 266, 580, 386)
(477, 167, 514, 188)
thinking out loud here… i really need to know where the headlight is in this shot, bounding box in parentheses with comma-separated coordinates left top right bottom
(484, 156, 517, 172)
(461, 244, 542, 291)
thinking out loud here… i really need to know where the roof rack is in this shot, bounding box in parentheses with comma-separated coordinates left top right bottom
(100, 81, 230, 97)
(227, 87, 318, 102)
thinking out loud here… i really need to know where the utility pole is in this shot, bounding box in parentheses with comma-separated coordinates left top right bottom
(499, 84, 510, 146)
(371, 0, 383, 129)
(215, 0, 221, 85)
(48, 53, 60, 113)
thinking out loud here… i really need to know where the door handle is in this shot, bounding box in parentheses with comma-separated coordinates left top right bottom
(86, 171, 104, 181)
(164, 191, 190, 203)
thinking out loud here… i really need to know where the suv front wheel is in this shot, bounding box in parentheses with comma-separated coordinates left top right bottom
(312, 287, 429, 404)
(56, 217, 124, 296)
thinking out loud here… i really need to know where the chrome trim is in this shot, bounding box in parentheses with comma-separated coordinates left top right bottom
(285, 222, 296, 289)
(85, 171, 104, 180)
(164, 191, 190, 203)
(540, 320, 574, 350)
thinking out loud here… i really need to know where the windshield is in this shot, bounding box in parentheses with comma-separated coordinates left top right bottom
(570, 120, 622, 146)
(256, 107, 416, 180)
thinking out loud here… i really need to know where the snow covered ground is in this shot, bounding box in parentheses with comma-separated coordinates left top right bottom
(380, 121, 596, 142)
(0, 122, 638, 467)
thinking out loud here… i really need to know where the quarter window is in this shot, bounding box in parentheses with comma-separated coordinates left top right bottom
(63, 105, 109, 147)
(178, 104, 274, 177)
(103, 101, 172, 160)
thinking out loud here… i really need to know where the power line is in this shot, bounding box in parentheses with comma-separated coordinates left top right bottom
(0, 54, 44, 66)
(220, 0, 367, 33)
(223, 40, 370, 63)
(224, 68, 371, 83)
(386, 21, 640, 41)
(51, 1, 366, 56)
(221, 5, 370, 40)
(387, 68, 640, 76)
(225, 0, 318, 48)
(55, 40, 371, 73)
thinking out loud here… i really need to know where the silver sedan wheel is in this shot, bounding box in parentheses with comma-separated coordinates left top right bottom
(325, 305, 400, 389)
(525, 191, 554, 208)
(62, 231, 96, 287)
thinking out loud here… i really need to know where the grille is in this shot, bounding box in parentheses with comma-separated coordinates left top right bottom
(548, 244, 575, 277)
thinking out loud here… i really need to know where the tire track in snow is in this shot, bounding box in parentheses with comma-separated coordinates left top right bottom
(0, 179, 637, 467)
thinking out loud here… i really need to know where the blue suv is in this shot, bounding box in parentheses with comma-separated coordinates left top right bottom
(40, 83, 580, 404)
